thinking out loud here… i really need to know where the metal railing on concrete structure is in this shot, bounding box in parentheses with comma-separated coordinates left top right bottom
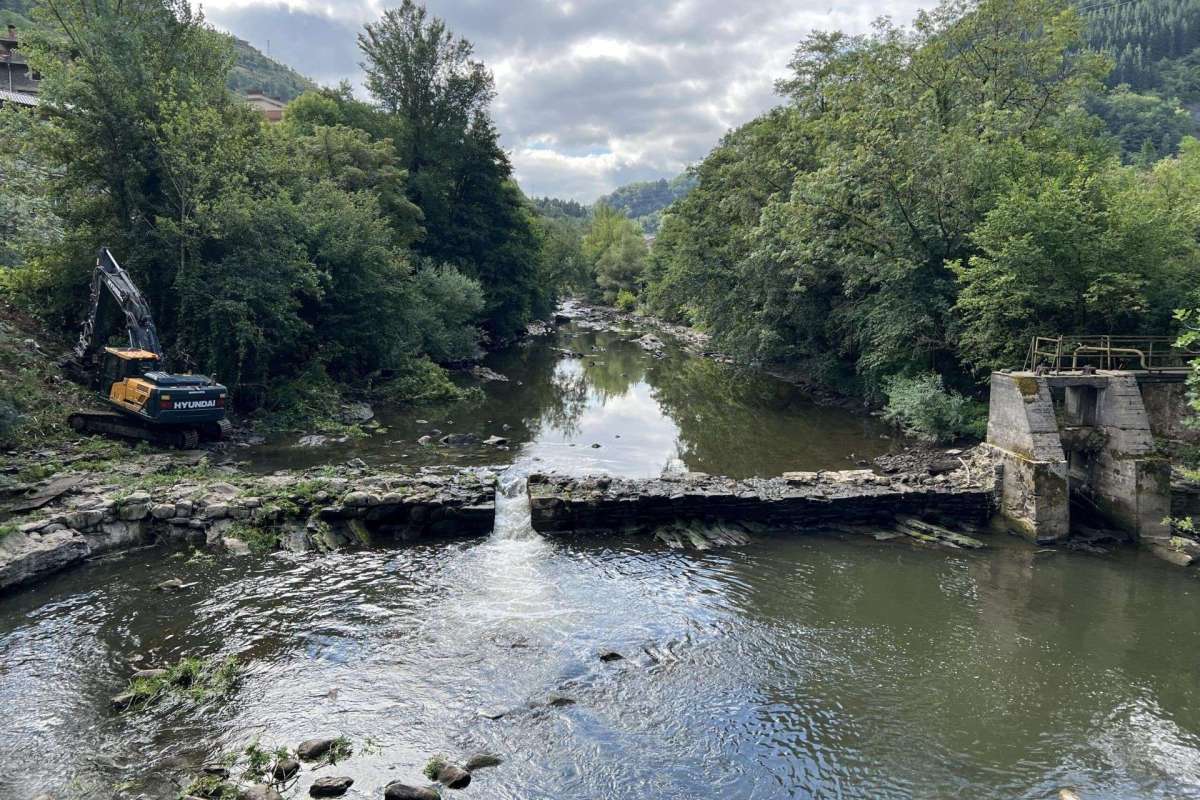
(1025, 336, 1200, 373)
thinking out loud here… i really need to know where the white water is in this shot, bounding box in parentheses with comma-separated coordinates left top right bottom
(493, 470, 539, 541)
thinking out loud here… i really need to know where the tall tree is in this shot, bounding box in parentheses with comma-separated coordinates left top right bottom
(358, 1, 545, 338)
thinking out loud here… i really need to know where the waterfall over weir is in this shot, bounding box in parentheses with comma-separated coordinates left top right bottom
(493, 471, 539, 541)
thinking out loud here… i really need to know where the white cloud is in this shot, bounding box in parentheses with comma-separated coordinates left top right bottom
(205, 0, 926, 200)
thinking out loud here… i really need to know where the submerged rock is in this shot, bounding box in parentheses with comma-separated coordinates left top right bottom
(308, 776, 353, 797)
(157, 578, 185, 592)
(439, 433, 481, 447)
(384, 783, 440, 800)
(296, 737, 336, 761)
(463, 753, 503, 771)
(471, 365, 510, 382)
(546, 693, 576, 708)
(483, 435, 509, 447)
(598, 650, 624, 663)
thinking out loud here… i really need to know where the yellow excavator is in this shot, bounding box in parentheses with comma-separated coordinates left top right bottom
(65, 248, 230, 448)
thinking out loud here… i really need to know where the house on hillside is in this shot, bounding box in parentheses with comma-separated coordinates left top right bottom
(243, 90, 285, 123)
(0, 24, 40, 108)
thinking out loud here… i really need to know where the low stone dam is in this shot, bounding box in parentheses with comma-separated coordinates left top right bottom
(0, 454, 998, 592)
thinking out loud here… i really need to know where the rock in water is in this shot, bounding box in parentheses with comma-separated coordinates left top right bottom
(296, 737, 336, 761)
(598, 650, 624, 662)
(439, 433, 481, 447)
(384, 783, 440, 800)
(464, 753, 503, 771)
(296, 434, 329, 448)
(131, 667, 168, 680)
(308, 776, 353, 797)
(436, 764, 471, 789)
(546, 693, 575, 707)
(157, 578, 185, 592)
(239, 785, 283, 800)
(271, 758, 300, 781)
(470, 365, 510, 382)
(337, 402, 374, 424)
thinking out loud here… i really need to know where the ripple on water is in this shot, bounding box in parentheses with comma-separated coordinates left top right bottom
(3, 533, 1200, 799)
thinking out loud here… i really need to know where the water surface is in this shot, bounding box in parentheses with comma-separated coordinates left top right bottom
(248, 322, 895, 478)
(2, 533, 1199, 799)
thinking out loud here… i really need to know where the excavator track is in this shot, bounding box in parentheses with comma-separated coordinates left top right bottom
(68, 411, 205, 449)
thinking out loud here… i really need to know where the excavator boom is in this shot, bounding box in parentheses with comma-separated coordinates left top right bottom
(72, 248, 162, 368)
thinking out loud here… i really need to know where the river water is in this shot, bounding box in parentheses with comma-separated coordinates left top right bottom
(3, 322, 1200, 799)
(247, 321, 896, 477)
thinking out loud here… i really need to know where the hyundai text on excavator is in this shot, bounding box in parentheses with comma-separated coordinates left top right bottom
(65, 248, 230, 448)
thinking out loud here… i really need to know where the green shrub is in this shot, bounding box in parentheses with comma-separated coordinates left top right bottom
(614, 289, 638, 312)
(0, 398, 22, 448)
(882, 373, 987, 443)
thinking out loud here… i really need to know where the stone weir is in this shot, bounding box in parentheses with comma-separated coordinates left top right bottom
(528, 469, 994, 535)
(0, 454, 997, 593)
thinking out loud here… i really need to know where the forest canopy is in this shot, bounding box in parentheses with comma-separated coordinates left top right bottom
(643, 0, 1200, 399)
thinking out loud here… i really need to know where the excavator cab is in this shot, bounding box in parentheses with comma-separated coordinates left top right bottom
(99, 348, 161, 398)
(66, 248, 230, 448)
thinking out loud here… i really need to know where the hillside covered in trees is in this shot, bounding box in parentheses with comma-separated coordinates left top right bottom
(0, 0, 313, 102)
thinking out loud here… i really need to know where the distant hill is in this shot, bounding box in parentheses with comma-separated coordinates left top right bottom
(226, 35, 314, 102)
(0, 1, 313, 103)
(1081, 0, 1200, 98)
(596, 173, 697, 234)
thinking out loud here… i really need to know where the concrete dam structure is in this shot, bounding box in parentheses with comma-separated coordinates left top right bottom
(986, 369, 1185, 546)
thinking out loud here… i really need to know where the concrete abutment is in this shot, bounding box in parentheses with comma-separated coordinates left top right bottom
(986, 371, 1175, 546)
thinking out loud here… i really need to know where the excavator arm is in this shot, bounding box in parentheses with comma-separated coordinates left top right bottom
(71, 247, 162, 368)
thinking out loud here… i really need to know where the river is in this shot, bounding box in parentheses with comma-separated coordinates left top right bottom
(2, 320, 1200, 799)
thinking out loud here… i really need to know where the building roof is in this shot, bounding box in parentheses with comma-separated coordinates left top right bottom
(0, 89, 38, 107)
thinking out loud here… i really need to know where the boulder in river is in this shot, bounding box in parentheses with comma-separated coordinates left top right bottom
(271, 758, 300, 781)
(157, 578, 185, 592)
(598, 650, 624, 662)
(384, 783, 440, 800)
(239, 784, 283, 800)
(546, 693, 576, 707)
(131, 667, 168, 680)
(296, 737, 336, 761)
(337, 402, 374, 424)
(483, 435, 509, 447)
(435, 764, 471, 789)
(308, 776, 353, 797)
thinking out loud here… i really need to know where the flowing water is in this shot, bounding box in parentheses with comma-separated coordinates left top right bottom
(4, 321, 1200, 799)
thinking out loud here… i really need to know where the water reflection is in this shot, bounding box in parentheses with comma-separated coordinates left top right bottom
(250, 324, 896, 478)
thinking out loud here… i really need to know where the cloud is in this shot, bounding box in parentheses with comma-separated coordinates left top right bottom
(204, 0, 924, 200)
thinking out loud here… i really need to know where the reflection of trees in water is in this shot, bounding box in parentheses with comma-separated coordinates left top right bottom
(646, 356, 787, 475)
(521, 331, 648, 438)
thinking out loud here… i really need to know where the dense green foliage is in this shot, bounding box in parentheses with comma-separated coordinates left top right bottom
(882, 374, 987, 443)
(0, 0, 568, 414)
(645, 0, 1200, 403)
(582, 204, 648, 303)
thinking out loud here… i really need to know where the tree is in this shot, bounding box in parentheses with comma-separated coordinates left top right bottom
(358, 1, 545, 338)
(582, 204, 648, 303)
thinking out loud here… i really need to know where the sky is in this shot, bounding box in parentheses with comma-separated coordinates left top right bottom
(201, 0, 926, 202)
